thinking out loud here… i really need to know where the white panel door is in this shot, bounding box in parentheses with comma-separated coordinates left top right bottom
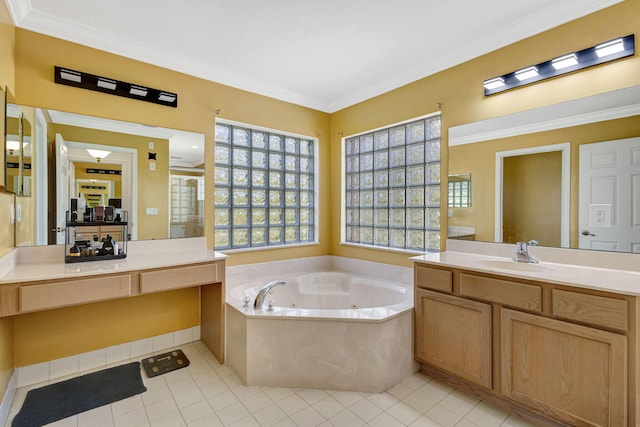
(55, 133, 70, 245)
(579, 137, 640, 253)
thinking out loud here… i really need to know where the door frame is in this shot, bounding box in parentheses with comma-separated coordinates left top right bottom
(65, 141, 138, 240)
(494, 142, 570, 247)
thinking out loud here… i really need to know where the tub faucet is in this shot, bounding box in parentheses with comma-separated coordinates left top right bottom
(254, 280, 286, 309)
(513, 242, 539, 264)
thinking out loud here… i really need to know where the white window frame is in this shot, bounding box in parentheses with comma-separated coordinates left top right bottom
(340, 112, 441, 253)
(214, 118, 319, 252)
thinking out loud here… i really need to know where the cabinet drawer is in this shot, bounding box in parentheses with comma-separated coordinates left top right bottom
(415, 265, 452, 293)
(140, 263, 218, 294)
(460, 274, 541, 311)
(552, 289, 628, 331)
(20, 274, 131, 312)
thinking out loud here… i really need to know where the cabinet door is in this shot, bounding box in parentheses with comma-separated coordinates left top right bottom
(501, 308, 627, 426)
(415, 289, 492, 388)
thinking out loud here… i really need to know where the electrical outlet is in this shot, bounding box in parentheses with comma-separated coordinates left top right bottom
(149, 162, 156, 171)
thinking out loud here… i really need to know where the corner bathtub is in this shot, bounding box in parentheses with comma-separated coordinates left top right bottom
(225, 271, 416, 393)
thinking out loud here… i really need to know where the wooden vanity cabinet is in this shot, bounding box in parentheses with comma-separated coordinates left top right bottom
(414, 262, 635, 427)
(415, 289, 492, 388)
(502, 308, 627, 426)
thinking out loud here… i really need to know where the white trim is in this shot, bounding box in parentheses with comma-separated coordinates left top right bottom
(214, 118, 319, 250)
(34, 108, 48, 245)
(494, 143, 570, 247)
(449, 85, 640, 146)
(14, 326, 201, 389)
(340, 112, 442, 250)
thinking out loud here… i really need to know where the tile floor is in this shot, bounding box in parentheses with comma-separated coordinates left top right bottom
(5, 341, 537, 427)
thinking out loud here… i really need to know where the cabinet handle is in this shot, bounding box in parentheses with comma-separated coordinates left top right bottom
(51, 227, 66, 233)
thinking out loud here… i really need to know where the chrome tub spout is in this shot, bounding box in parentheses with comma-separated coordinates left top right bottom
(254, 280, 286, 309)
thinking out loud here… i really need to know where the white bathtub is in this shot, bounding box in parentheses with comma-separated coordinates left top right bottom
(225, 269, 416, 393)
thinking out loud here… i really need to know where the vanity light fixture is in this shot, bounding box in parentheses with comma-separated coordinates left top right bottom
(158, 92, 176, 103)
(86, 149, 112, 163)
(129, 85, 148, 97)
(97, 77, 117, 90)
(483, 34, 635, 96)
(514, 66, 539, 81)
(551, 53, 578, 70)
(60, 68, 82, 83)
(54, 66, 178, 107)
(483, 77, 505, 90)
(595, 38, 625, 58)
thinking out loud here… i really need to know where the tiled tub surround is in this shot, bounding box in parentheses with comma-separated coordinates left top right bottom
(225, 257, 417, 393)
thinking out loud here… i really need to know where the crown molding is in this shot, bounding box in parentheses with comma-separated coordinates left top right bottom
(8, 0, 625, 113)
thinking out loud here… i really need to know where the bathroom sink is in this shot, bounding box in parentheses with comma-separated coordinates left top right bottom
(477, 259, 554, 273)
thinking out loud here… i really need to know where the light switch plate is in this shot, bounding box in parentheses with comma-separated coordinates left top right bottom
(148, 141, 154, 150)
(146, 207, 158, 216)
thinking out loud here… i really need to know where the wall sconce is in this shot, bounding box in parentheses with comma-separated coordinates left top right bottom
(55, 66, 178, 107)
(86, 149, 111, 163)
(483, 34, 635, 96)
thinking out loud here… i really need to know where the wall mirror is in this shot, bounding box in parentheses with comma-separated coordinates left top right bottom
(448, 85, 640, 254)
(10, 104, 205, 247)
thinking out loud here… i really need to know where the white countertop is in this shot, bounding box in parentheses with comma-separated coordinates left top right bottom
(0, 238, 227, 284)
(412, 242, 640, 296)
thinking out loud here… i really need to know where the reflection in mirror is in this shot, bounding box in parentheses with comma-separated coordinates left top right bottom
(10, 105, 205, 246)
(447, 174, 471, 208)
(5, 104, 32, 196)
(448, 85, 640, 254)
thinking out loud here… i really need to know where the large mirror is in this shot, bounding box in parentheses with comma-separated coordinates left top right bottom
(448, 85, 640, 254)
(9, 105, 205, 246)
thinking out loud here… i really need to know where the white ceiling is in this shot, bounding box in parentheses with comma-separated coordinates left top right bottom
(5, 0, 622, 113)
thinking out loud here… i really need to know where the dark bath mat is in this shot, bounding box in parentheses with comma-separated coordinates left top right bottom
(12, 361, 146, 427)
(141, 349, 190, 378)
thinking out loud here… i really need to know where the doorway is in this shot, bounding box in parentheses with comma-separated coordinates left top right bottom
(495, 143, 570, 247)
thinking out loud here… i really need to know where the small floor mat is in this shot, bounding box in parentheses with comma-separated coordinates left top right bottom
(141, 349, 190, 378)
(12, 361, 146, 427)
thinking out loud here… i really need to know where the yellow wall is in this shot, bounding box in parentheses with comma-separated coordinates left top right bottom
(329, 0, 640, 266)
(13, 288, 199, 367)
(503, 151, 562, 246)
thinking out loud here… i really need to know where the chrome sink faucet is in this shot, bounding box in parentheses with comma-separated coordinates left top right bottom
(254, 280, 286, 309)
(513, 242, 539, 263)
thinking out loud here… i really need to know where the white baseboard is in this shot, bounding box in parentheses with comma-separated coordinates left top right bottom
(15, 326, 201, 389)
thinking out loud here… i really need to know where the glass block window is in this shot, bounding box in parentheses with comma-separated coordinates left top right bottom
(344, 114, 441, 251)
(214, 122, 315, 250)
(448, 175, 471, 208)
